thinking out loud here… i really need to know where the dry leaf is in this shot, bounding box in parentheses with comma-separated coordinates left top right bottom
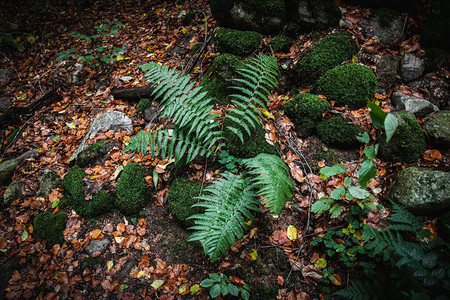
(277, 275, 284, 286)
(301, 265, 323, 281)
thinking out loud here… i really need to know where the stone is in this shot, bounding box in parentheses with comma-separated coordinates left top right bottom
(37, 169, 62, 196)
(3, 180, 24, 206)
(392, 92, 439, 116)
(376, 54, 400, 89)
(85, 238, 110, 256)
(0, 69, 12, 87)
(365, 16, 403, 45)
(423, 110, 450, 148)
(0, 99, 11, 112)
(389, 167, 450, 214)
(401, 53, 425, 82)
(76, 139, 119, 167)
(289, 0, 341, 33)
(0, 149, 38, 186)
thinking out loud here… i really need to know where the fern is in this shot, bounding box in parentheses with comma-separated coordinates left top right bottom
(387, 201, 426, 238)
(334, 280, 381, 300)
(225, 54, 279, 143)
(187, 172, 260, 262)
(242, 153, 293, 215)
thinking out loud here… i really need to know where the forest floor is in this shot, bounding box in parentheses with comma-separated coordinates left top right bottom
(0, 0, 449, 299)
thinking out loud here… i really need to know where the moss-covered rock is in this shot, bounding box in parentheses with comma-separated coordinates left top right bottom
(62, 166, 86, 208)
(115, 162, 151, 215)
(210, 53, 244, 82)
(282, 93, 330, 136)
(379, 113, 426, 164)
(168, 177, 203, 227)
(312, 64, 377, 109)
(201, 75, 232, 104)
(137, 98, 152, 112)
(271, 35, 294, 53)
(223, 117, 277, 158)
(316, 116, 363, 148)
(33, 211, 67, 245)
(373, 8, 398, 27)
(288, 0, 341, 33)
(77, 139, 117, 167)
(296, 32, 354, 83)
(215, 27, 263, 56)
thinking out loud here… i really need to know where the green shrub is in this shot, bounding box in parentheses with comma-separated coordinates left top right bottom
(282, 93, 331, 136)
(297, 32, 354, 82)
(137, 98, 152, 112)
(379, 114, 426, 164)
(168, 177, 203, 227)
(223, 117, 276, 158)
(271, 35, 294, 53)
(215, 27, 263, 56)
(316, 116, 363, 148)
(115, 162, 151, 215)
(312, 64, 377, 109)
(33, 211, 67, 245)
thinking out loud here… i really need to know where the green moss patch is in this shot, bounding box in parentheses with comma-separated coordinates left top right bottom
(201, 75, 231, 104)
(312, 64, 377, 109)
(137, 98, 152, 112)
(379, 114, 426, 164)
(282, 93, 330, 136)
(168, 177, 202, 227)
(316, 116, 363, 148)
(115, 162, 151, 215)
(215, 27, 263, 56)
(33, 211, 67, 245)
(297, 32, 354, 82)
(211, 53, 244, 82)
(271, 35, 294, 53)
(77, 139, 117, 167)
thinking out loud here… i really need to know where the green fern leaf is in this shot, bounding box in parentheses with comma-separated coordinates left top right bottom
(242, 153, 293, 215)
(188, 172, 260, 262)
(123, 130, 149, 155)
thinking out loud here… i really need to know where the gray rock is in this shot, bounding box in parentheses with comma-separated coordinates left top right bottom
(77, 139, 119, 167)
(3, 180, 24, 206)
(0, 149, 38, 186)
(37, 169, 61, 196)
(392, 92, 439, 116)
(69, 111, 132, 161)
(0, 69, 12, 87)
(366, 16, 403, 45)
(376, 54, 400, 89)
(389, 167, 450, 214)
(423, 110, 450, 148)
(291, 0, 341, 33)
(401, 53, 425, 82)
(85, 238, 110, 256)
(0, 99, 11, 112)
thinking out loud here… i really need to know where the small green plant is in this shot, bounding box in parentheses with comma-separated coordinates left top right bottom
(200, 273, 250, 299)
(218, 150, 243, 173)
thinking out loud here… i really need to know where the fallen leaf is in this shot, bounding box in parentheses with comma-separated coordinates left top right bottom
(107, 261, 114, 272)
(287, 225, 298, 241)
(89, 229, 103, 239)
(424, 149, 443, 161)
(331, 274, 342, 285)
(190, 284, 201, 295)
(301, 265, 323, 281)
(151, 279, 164, 290)
(277, 275, 284, 286)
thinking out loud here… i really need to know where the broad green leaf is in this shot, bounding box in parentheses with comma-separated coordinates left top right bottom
(422, 253, 437, 269)
(315, 258, 327, 269)
(356, 132, 370, 143)
(368, 101, 386, 129)
(22, 230, 28, 241)
(52, 135, 60, 142)
(348, 186, 371, 199)
(311, 198, 333, 214)
(228, 284, 239, 296)
(51, 199, 60, 208)
(330, 187, 346, 200)
(151, 279, 164, 290)
(358, 160, 377, 188)
(384, 113, 398, 142)
(329, 204, 342, 218)
(107, 260, 113, 271)
(210, 284, 221, 298)
(320, 164, 347, 177)
(119, 284, 128, 292)
(200, 279, 215, 288)
(364, 144, 378, 159)
(241, 289, 250, 300)
(120, 76, 133, 81)
(344, 177, 351, 187)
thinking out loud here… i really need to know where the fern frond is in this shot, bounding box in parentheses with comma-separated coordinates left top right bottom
(334, 280, 381, 300)
(225, 54, 279, 143)
(123, 130, 149, 155)
(388, 201, 424, 237)
(188, 172, 260, 262)
(242, 153, 293, 215)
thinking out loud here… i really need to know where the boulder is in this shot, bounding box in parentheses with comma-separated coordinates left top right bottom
(77, 139, 119, 167)
(392, 92, 439, 116)
(85, 238, 110, 256)
(365, 9, 403, 45)
(376, 54, 400, 90)
(423, 110, 450, 148)
(389, 167, 450, 214)
(0, 149, 38, 186)
(3, 180, 24, 206)
(37, 169, 62, 196)
(288, 0, 341, 33)
(401, 53, 425, 82)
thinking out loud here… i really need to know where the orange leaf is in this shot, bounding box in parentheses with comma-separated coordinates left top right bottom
(117, 223, 126, 235)
(424, 149, 443, 161)
(277, 275, 284, 286)
(89, 229, 103, 239)
(331, 274, 342, 285)
(318, 161, 325, 168)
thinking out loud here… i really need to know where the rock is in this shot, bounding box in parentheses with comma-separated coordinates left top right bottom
(3, 180, 24, 206)
(389, 167, 450, 214)
(0, 149, 38, 186)
(69, 111, 132, 161)
(0, 69, 13, 87)
(392, 92, 439, 116)
(423, 110, 450, 148)
(37, 169, 62, 196)
(85, 238, 110, 256)
(401, 53, 425, 82)
(77, 139, 119, 167)
(289, 0, 341, 33)
(210, 0, 286, 34)
(0, 99, 11, 112)
(0, 256, 20, 295)
(365, 11, 403, 45)
(376, 54, 400, 89)
(409, 74, 449, 109)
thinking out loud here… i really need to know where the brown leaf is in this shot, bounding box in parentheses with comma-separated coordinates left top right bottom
(301, 265, 323, 282)
(424, 149, 443, 161)
(331, 274, 342, 285)
(89, 229, 103, 239)
(297, 291, 311, 300)
(117, 223, 126, 235)
(277, 275, 284, 286)
(155, 188, 168, 207)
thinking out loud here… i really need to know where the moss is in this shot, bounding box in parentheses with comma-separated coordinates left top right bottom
(201, 75, 232, 104)
(312, 64, 377, 109)
(373, 8, 398, 27)
(380, 114, 426, 164)
(271, 35, 294, 53)
(316, 116, 363, 148)
(282, 93, 331, 136)
(211, 53, 244, 82)
(215, 27, 263, 56)
(33, 211, 67, 245)
(190, 43, 202, 54)
(83, 191, 116, 219)
(168, 177, 203, 227)
(223, 117, 277, 158)
(137, 98, 152, 112)
(297, 32, 354, 82)
(62, 166, 85, 208)
(2, 128, 19, 151)
(115, 162, 151, 215)
(77, 140, 116, 167)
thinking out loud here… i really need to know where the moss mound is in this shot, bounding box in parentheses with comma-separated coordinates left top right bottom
(379, 114, 426, 164)
(33, 211, 67, 245)
(312, 64, 377, 109)
(271, 35, 294, 53)
(282, 93, 330, 136)
(62, 166, 85, 207)
(201, 75, 232, 104)
(137, 98, 152, 112)
(210, 53, 244, 82)
(215, 27, 263, 56)
(77, 139, 116, 167)
(297, 32, 354, 82)
(316, 116, 363, 148)
(115, 162, 151, 215)
(168, 177, 203, 227)
(223, 117, 276, 158)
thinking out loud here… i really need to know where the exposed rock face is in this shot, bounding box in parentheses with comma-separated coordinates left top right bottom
(289, 0, 341, 33)
(423, 110, 450, 148)
(76, 139, 119, 167)
(0, 149, 38, 186)
(389, 167, 450, 214)
(376, 54, 400, 90)
(365, 15, 403, 45)
(392, 92, 439, 116)
(401, 53, 425, 82)
(3, 180, 24, 206)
